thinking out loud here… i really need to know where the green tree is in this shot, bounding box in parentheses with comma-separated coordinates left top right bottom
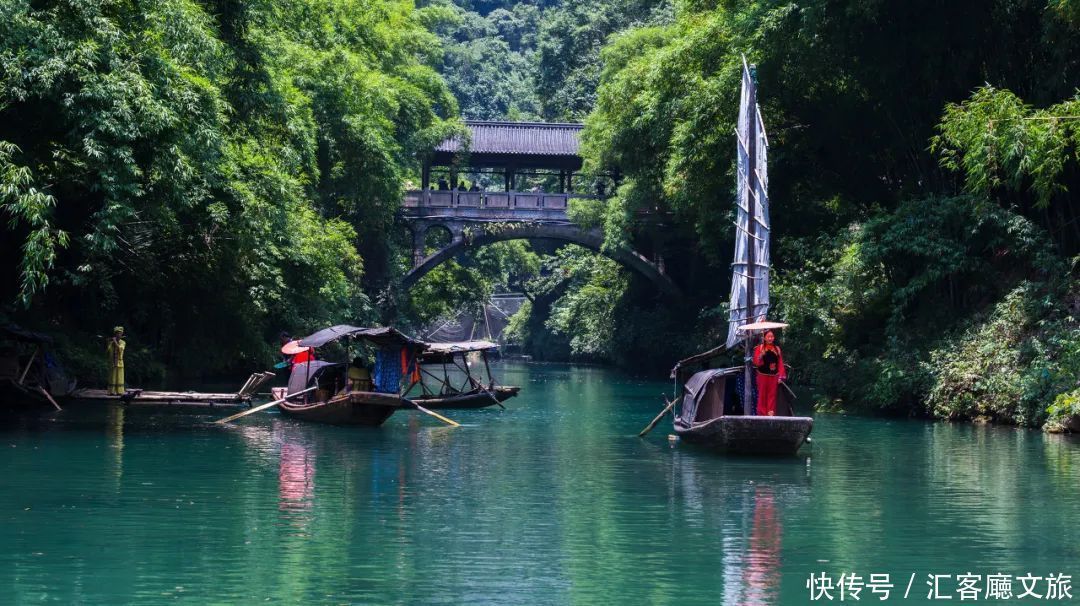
(0, 0, 455, 379)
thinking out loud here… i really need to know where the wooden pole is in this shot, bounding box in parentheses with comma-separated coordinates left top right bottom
(479, 351, 505, 409)
(215, 386, 317, 424)
(17, 346, 39, 385)
(237, 373, 256, 398)
(781, 381, 797, 416)
(743, 61, 758, 418)
(482, 350, 493, 385)
(639, 395, 677, 437)
(344, 338, 351, 394)
(408, 398, 461, 427)
(37, 386, 62, 411)
(303, 353, 312, 404)
(477, 383, 506, 410)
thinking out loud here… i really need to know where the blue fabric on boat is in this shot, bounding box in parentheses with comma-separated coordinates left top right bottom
(373, 348, 402, 393)
(734, 371, 758, 415)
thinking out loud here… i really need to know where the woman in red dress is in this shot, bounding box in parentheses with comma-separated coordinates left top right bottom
(752, 330, 786, 416)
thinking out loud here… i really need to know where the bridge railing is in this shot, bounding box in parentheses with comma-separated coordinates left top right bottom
(403, 190, 595, 212)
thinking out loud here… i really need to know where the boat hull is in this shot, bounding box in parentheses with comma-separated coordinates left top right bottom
(674, 415, 812, 455)
(277, 391, 404, 426)
(411, 386, 520, 409)
(0, 379, 56, 413)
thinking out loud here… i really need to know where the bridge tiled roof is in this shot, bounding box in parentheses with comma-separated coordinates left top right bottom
(436, 121, 583, 157)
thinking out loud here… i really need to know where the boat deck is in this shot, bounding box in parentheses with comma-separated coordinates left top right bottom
(68, 388, 250, 407)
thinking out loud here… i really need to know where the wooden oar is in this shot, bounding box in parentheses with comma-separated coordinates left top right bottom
(780, 381, 798, 416)
(37, 386, 62, 412)
(639, 395, 677, 437)
(216, 386, 317, 424)
(475, 381, 506, 410)
(408, 398, 461, 427)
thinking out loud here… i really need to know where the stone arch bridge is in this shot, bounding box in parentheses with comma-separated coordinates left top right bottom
(400, 121, 679, 297)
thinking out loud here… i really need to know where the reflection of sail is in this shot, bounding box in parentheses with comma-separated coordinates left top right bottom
(727, 57, 772, 348)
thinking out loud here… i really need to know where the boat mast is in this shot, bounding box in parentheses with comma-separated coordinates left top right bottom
(482, 349, 494, 388)
(743, 60, 758, 417)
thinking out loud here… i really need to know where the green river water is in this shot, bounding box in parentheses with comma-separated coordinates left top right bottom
(1, 362, 1079, 605)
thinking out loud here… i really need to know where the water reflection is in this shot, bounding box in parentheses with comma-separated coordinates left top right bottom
(743, 485, 781, 606)
(278, 440, 315, 513)
(0, 364, 1078, 604)
(1043, 431, 1080, 490)
(669, 447, 809, 606)
(106, 404, 124, 492)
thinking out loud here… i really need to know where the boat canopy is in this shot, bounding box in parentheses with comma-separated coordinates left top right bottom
(420, 340, 498, 362)
(1, 325, 53, 344)
(287, 361, 342, 394)
(297, 325, 424, 349)
(677, 367, 741, 425)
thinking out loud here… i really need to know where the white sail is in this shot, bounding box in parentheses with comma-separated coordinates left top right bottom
(726, 58, 771, 349)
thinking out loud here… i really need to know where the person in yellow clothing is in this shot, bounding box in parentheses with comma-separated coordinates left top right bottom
(348, 357, 373, 392)
(106, 326, 126, 395)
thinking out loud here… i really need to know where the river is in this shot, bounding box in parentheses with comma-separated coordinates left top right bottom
(1, 361, 1078, 604)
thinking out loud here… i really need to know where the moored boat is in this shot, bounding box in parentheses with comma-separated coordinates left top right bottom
(277, 390, 404, 425)
(411, 385, 520, 409)
(407, 340, 521, 409)
(0, 325, 73, 412)
(273, 326, 425, 426)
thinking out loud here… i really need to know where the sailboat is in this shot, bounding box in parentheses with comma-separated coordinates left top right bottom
(665, 57, 812, 455)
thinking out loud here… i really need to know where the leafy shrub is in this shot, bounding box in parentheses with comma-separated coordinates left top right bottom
(927, 282, 1080, 425)
(773, 195, 1071, 419)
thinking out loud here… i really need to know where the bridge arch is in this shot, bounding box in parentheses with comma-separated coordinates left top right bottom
(401, 221, 680, 298)
(400, 120, 678, 298)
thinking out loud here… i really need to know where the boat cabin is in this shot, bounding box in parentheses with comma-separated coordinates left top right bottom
(412, 340, 498, 396)
(270, 325, 428, 426)
(405, 340, 520, 409)
(676, 366, 794, 425)
(287, 325, 426, 403)
(0, 325, 72, 410)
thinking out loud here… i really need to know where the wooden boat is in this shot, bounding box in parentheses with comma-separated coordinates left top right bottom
(662, 58, 812, 455)
(671, 367, 811, 455)
(272, 325, 425, 426)
(407, 340, 521, 409)
(412, 385, 520, 409)
(66, 372, 274, 409)
(0, 325, 72, 412)
(277, 390, 404, 426)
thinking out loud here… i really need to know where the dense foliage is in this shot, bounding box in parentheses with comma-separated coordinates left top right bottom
(3, 0, 1078, 428)
(581, 0, 1080, 424)
(420, 0, 666, 121)
(1, 0, 455, 380)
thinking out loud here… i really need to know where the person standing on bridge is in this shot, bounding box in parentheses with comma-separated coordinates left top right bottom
(437, 177, 449, 190)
